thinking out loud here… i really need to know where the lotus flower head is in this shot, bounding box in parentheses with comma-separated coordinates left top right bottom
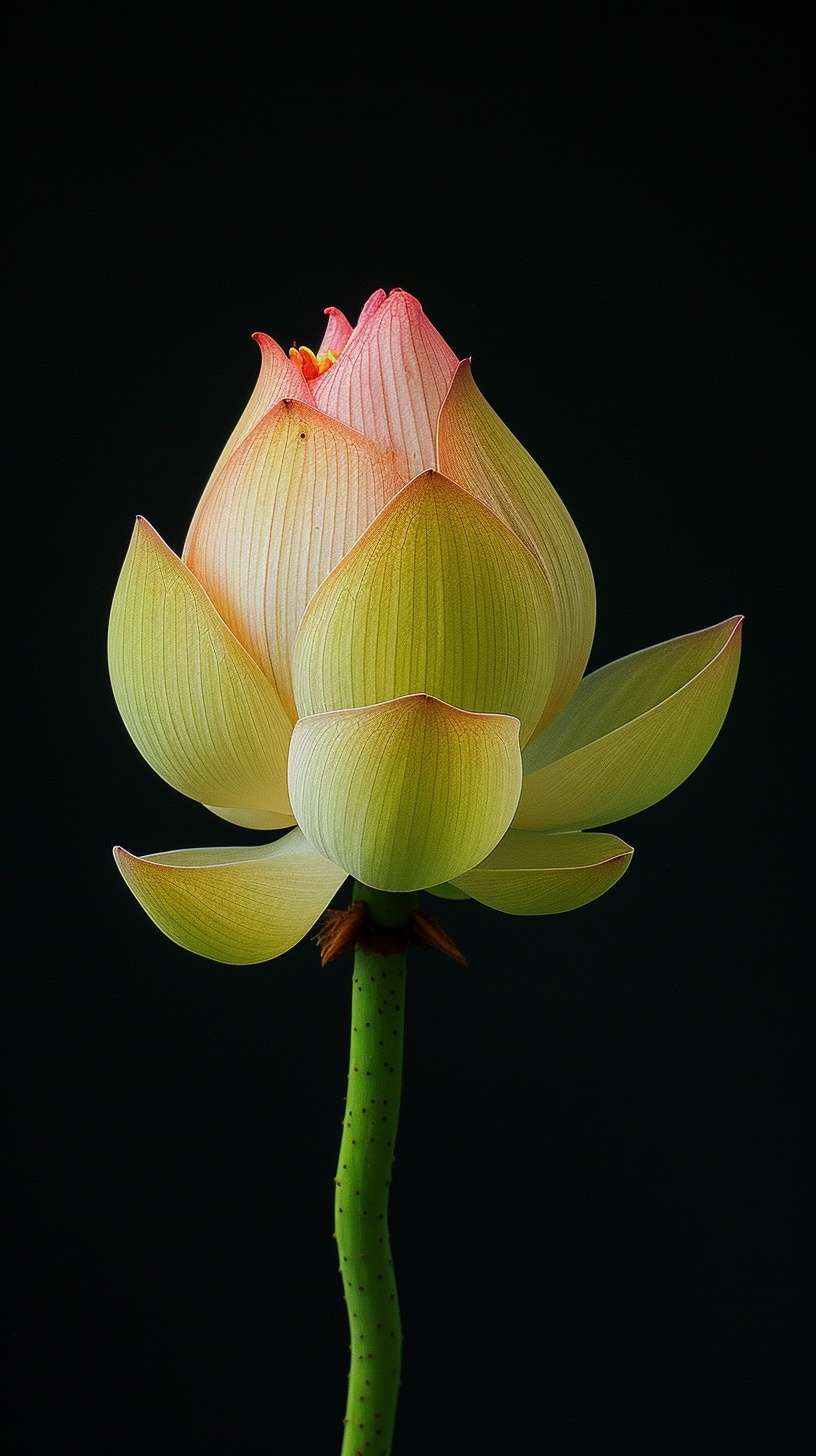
(108, 288, 741, 962)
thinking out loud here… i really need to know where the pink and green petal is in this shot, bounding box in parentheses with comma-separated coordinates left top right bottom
(515, 617, 742, 831)
(204, 332, 312, 491)
(183, 400, 404, 719)
(451, 829, 633, 914)
(288, 695, 523, 894)
(437, 361, 596, 731)
(108, 518, 293, 813)
(114, 828, 346, 964)
(292, 471, 558, 748)
(312, 288, 459, 482)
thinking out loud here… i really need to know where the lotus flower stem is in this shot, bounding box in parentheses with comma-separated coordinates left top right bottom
(336, 883, 418, 1455)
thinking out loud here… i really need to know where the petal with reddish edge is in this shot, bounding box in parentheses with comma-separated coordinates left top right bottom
(312, 288, 458, 482)
(515, 617, 742, 831)
(452, 829, 633, 914)
(293, 471, 557, 748)
(184, 400, 403, 719)
(289, 695, 522, 893)
(354, 288, 387, 331)
(437, 360, 596, 731)
(205, 805, 297, 830)
(114, 827, 346, 964)
(108, 518, 292, 813)
(318, 306, 353, 357)
(204, 333, 312, 492)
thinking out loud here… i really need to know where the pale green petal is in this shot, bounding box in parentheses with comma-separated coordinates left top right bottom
(515, 617, 742, 831)
(289, 695, 523, 893)
(292, 472, 557, 748)
(426, 883, 471, 900)
(114, 827, 346, 964)
(437, 360, 596, 730)
(452, 829, 632, 913)
(108, 518, 293, 813)
(184, 400, 403, 720)
(204, 805, 297, 830)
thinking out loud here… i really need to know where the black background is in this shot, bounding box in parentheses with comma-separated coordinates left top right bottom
(6, 25, 811, 1455)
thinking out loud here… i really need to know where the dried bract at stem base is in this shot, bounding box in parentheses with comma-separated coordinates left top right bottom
(316, 901, 467, 966)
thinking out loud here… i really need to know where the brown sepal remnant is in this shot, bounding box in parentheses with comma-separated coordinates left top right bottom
(315, 902, 468, 967)
(410, 909, 468, 965)
(315, 902, 368, 964)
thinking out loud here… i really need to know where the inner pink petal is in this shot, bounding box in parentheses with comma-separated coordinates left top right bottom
(318, 306, 353, 358)
(312, 289, 459, 482)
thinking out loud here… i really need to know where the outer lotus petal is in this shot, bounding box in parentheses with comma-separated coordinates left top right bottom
(452, 829, 633, 914)
(205, 333, 312, 489)
(114, 827, 346, 964)
(288, 695, 523, 893)
(293, 471, 558, 748)
(108, 518, 292, 813)
(183, 400, 403, 719)
(515, 617, 742, 831)
(437, 361, 596, 730)
(312, 289, 458, 482)
(204, 805, 297, 830)
(317, 306, 353, 357)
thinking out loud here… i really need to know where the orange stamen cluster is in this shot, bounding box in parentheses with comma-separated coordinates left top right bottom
(289, 344, 338, 381)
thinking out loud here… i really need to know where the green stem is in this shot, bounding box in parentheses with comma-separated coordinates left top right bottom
(336, 883, 417, 1456)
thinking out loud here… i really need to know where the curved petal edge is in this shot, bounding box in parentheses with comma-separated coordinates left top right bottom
(108, 517, 293, 813)
(292, 470, 558, 746)
(114, 827, 346, 964)
(437, 360, 596, 730)
(289, 695, 523, 893)
(204, 332, 312, 492)
(183, 399, 403, 720)
(204, 804, 297, 831)
(516, 616, 742, 831)
(452, 829, 633, 914)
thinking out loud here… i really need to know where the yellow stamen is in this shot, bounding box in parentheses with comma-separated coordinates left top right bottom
(289, 345, 339, 382)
